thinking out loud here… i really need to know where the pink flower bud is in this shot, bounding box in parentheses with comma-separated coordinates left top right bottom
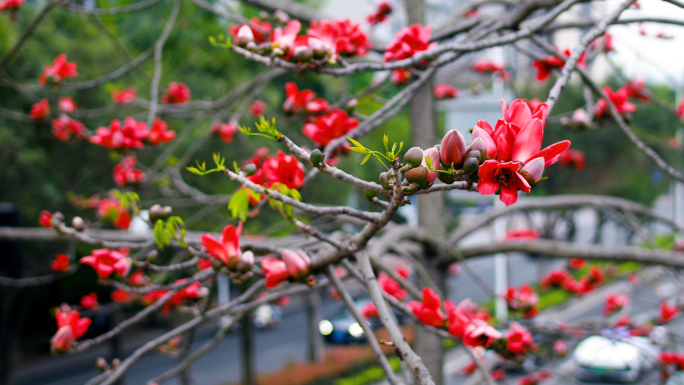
(235, 250, 254, 272)
(471, 137, 485, 152)
(293, 46, 313, 62)
(440, 129, 467, 166)
(51, 326, 74, 353)
(421, 147, 440, 184)
(308, 37, 328, 58)
(520, 157, 545, 188)
(282, 249, 312, 280)
(236, 25, 255, 46)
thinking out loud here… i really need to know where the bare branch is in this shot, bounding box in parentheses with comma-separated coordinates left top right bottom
(0, 0, 61, 67)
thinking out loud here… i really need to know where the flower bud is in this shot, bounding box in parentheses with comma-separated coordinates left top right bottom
(470, 137, 487, 162)
(345, 98, 358, 114)
(403, 147, 424, 167)
(463, 157, 479, 173)
(274, 10, 290, 24)
(244, 163, 257, 176)
(146, 250, 158, 262)
(405, 165, 429, 186)
(282, 249, 312, 281)
(149, 204, 164, 221)
(520, 157, 545, 188)
(235, 250, 254, 272)
(111, 359, 120, 367)
(364, 189, 378, 200)
(379, 172, 391, 190)
(437, 171, 455, 184)
(236, 25, 255, 46)
(464, 150, 481, 164)
(54, 212, 65, 222)
(309, 149, 324, 165)
(309, 37, 328, 59)
(422, 147, 440, 184)
(293, 46, 313, 62)
(96, 357, 109, 372)
(161, 206, 172, 217)
(440, 129, 466, 166)
(51, 326, 74, 354)
(72, 216, 85, 231)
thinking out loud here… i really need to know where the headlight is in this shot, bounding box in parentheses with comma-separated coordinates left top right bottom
(348, 322, 364, 337)
(319, 320, 333, 336)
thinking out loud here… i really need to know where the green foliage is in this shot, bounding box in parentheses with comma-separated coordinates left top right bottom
(153, 216, 186, 249)
(113, 190, 140, 213)
(239, 116, 282, 140)
(208, 33, 232, 49)
(227, 188, 250, 222)
(347, 134, 403, 169)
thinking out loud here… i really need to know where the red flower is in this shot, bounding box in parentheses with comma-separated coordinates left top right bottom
(244, 147, 270, 168)
(0, 0, 24, 13)
(367, 1, 392, 25)
(558, 149, 586, 170)
(471, 58, 505, 73)
(210, 121, 238, 143)
(624, 79, 650, 102)
(128, 270, 147, 286)
(281, 249, 312, 281)
(111, 289, 131, 303)
(249, 100, 266, 116)
(303, 109, 358, 147)
(395, 266, 411, 279)
(463, 319, 502, 348)
(112, 88, 137, 104)
(229, 17, 272, 43)
(80, 249, 131, 279)
(433, 83, 458, 99)
(58, 97, 77, 113)
(384, 24, 437, 62)
(31, 99, 50, 120)
(462, 361, 477, 375)
(408, 288, 446, 327)
(50, 253, 70, 274)
(197, 259, 212, 270)
(39, 54, 78, 85)
(444, 300, 471, 338)
(147, 118, 175, 145)
(676, 99, 684, 121)
(361, 302, 379, 318)
(659, 301, 679, 324)
(261, 150, 305, 189)
(270, 20, 301, 55)
(504, 284, 539, 316)
(308, 19, 371, 57)
(90, 117, 149, 150)
(540, 269, 570, 289)
(553, 340, 568, 356)
(161, 82, 191, 104)
(505, 228, 540, 240)
(594, 86, 637, 119)
(143, 281, 207, 315)
(532, 48, 586, 82)
(569, 258, 585, 269)
(283, 82, 329, 114)
(39, 210, 54, 227)
(505, 322, 533, 355)
(390, 69, 411, 84)
(113, 156, 145, 187)
(591, 32, 614, 52)
(378, 272, 407, 301)
(52, 114, 86, 141)
(262, 257, 291, 288)
(201, 223, 252, 271)
(51, 308, 90, 352)
(477, 160, 531, 206)
(80, 292, 98, 309)
(603, 293, 629, 315)
(587, 265, 604, 286)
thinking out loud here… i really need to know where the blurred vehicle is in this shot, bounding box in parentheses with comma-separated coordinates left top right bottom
(319, 298, 401, 344)
(253, 303, 282, 329)
(573, 334, 659, 382)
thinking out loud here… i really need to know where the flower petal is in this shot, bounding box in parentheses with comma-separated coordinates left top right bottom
(526, 140, 571, 166)
(512, 118, 543, 163)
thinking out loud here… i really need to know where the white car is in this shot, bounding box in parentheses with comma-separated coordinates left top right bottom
(573, 334, 659, 382)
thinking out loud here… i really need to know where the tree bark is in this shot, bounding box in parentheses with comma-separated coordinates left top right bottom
(405, 1, 445, 384)
(304, 290, 324, 362)
(241, 310, 255, 385)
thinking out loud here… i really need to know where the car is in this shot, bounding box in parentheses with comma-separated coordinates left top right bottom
(318, 298, 385, 344)
(573, 334, 659, 383)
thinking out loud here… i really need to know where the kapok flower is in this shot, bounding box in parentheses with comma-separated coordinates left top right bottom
(270, 20, 301, 56)
(113, 156, 145, 187)
(283, 82, 329, 114)
(0, 0, 24, 13)
(421, 147, 440, 185)
(281, 249, 312, 281)
(262, 257, 291, 288)
(587, 265, 605, 286)
(472, 58, 505, 73)
(31, 99, 50, 120)
(147, 118, 175, 145)
(532, 48, 586, 82)
(505, 322, 533, 355)
(90, 117, 149, 150)
(161, 82, 190, 104)
(540, 269, 570, 289)
(201, 222, 250, 270)
(624, 79, 650, 102)
(676, 100, 684, 122)
(444, 300, 471, 338)
(249, 100, 266, 116)
(307, 19, 371, 57)
(261, 150, 305, 189)
(112, 88, 137, 104)
(361, 302, 379, 318)
(303, 109, 358, 147)
(477, 160, 531, 206)
(553, 340, 568, 357)
(505, 229, 540, 240)
(58, 97, 77, 113)
(603, 293, 629, 315)
(594, 86, 637, 119)
(408, 288, 446, 327)
(558, 149, 586, 170)
(51, 253, 70, 274)
(39, 210, 54, 227)
(209, 121, 237, 143)
(378, 272, 407, 301)
(51, 308, 91, 353)
(433, 83, 458, 99)
(229, 17, 272, 44)
(395, 266, 411, 279)
(503, 284, 539, 317)
(384, 24, 437, 62)
(659, 301, 679, 324)
(80, 249, 131, 279)
(463, 319, 502, 348)
(569, 258, 585, 269)
(390, 69, 411, 84)
(96, 199, 131, 230)
(111, 289, 131, 303)
(128, 270, 148, 287)
(366, 1, 392, 25)
(52, 114, 86, 141)
(80, 292, 99, 309)
(440, 129, 467, 166)
(39, 54, 78, 85)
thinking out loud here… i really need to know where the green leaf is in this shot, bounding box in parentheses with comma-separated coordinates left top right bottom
(361, 154, 371, 165)
(383, 134, 389, 150)
(347, 146, 368, 155)
(227, 189, 249, 222)
(153, 220, 166, 250)
(346, 136, 366, 150)
(186, 166, 204, 175)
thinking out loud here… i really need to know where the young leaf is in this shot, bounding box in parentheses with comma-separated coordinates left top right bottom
(361, 154, 371, 165)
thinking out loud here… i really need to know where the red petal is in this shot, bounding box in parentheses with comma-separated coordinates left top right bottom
(499, 185, 519, 206)
(201, 234, 228, 264)
(526, 140, 571, 167)
(512, 118, 543, 163)
(477, 179, 500, 195)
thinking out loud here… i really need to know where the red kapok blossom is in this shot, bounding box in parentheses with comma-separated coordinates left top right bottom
(303, 109, 358, 147)
(384, 24, 437, 62)
(361, 302, 379, 318)
(261, 150, 305, 189)
(147, 118, 175, 145)
(463, 319, 502, 348)
(676, 99, 684, 121)
(558, 148, 586, 170)
(532, 48, 586, 82)
(594, 86, 637, 119)
(249, 100, 266, 116)
(281, 249, 312, 281)
(112, 88, 137, 104)
(659, 301, 679, 324)
(504, 283, 539, 317)
(569, 258, 586, 269)
(80, 249, 131, 279)
(80, 292, 98, 309)
(477, 160, 531, 206)
(201, 222, 250, 270)
(128, 270, 147, 287)
(395, 266, 411, 279)
(111, 289, 131, 303)
(505, 322, 533, 355)
(471, 58, 505, 73)
(51, 253, 70, 274)
(270, 20, 301, 55)
(624, 79, 650, 102)
(51, 308, 90, 353)
(505, 228, 540, 240)
(603, 293, 630, 315)
(52, 114, 86, 141)
(261, 257, 291, 288)
(0, 0, 24, 13)
(308, 19, 371, 57)
(210, 121, 238, 143)
(39, 210, 54, 227)
(444, 300, 471, 338)
(58, 97, 77, 113)
(90, 117, 149, 150)
(390, 69, 411, 84)
(553, 340, 568, 356)
(540, 269, 570, 289)
(39, 54, 78, 85)
(378, 272, 407, 301)
(161, 82, 191, 104)
(229, 17, 272, 43)
(283, 82, 329, 114)
(31, 99, 50, 120)
(113, 156, 145, 187)
(408, 288, 446, 327)
(433, 83, 458, 99)
(367, 1, 392, 25)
